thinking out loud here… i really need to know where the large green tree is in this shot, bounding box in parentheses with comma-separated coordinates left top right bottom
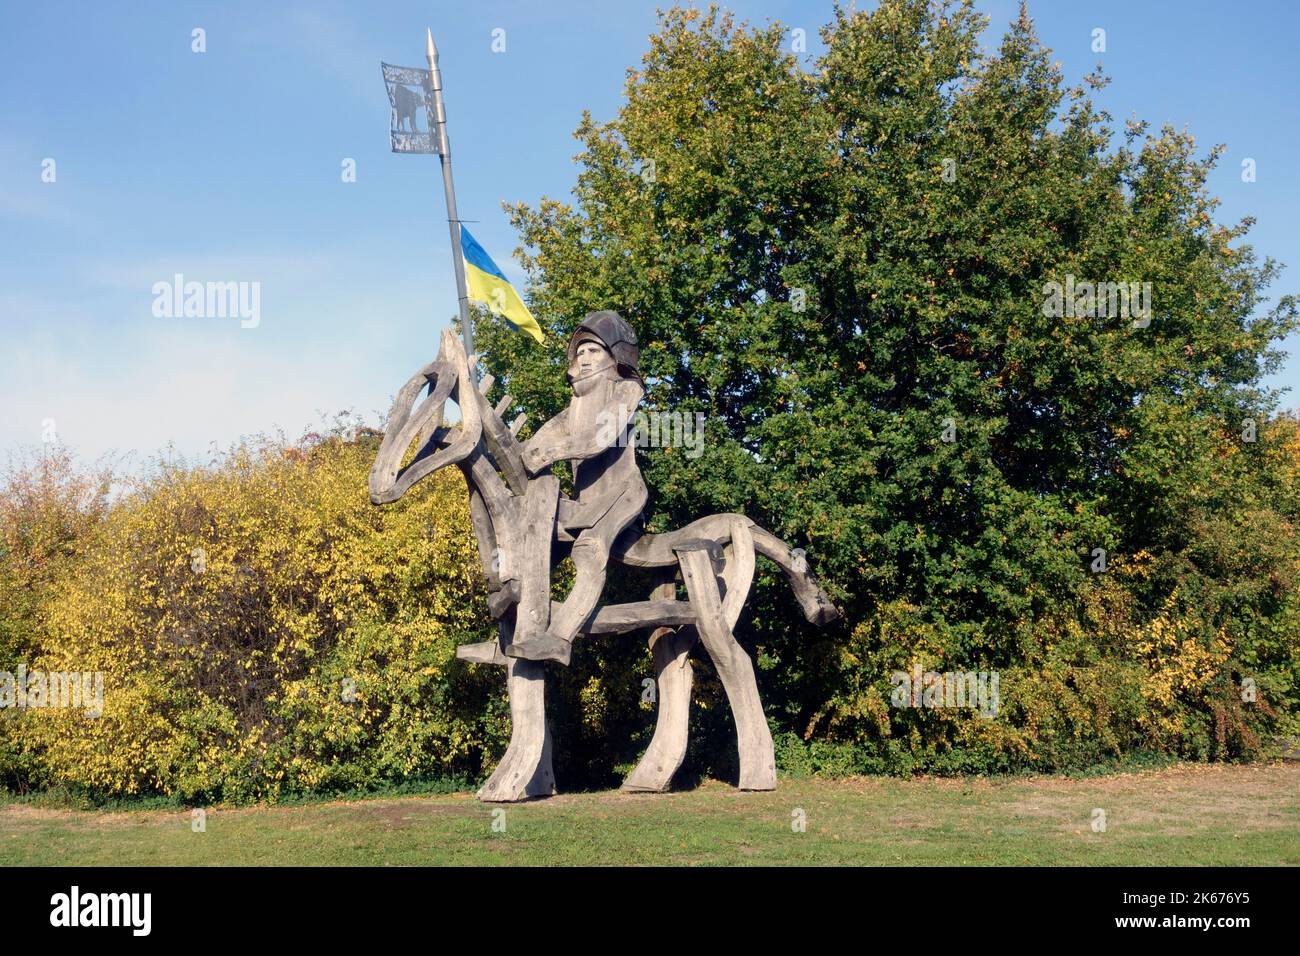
(475, 1, 1299, 776)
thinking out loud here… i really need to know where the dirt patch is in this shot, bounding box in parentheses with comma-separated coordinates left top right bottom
(0, 804, 184, 829)
(1003, 763, 1300, 834)
(4, 762, 1296, 828)
(1008, 761, 1300, 795)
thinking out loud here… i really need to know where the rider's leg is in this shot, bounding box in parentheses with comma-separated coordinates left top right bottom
(506, 527, 609, 665)
(508, 473, 559, 648)
(546, 528, 611, 644)
(506, 486, 644, 664)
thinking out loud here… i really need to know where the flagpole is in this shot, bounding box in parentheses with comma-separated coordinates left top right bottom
(426, 28, 476, 381)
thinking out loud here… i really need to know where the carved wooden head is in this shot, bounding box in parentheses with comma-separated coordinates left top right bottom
(565, 310, 641, 385)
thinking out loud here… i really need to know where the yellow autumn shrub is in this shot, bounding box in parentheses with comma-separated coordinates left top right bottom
(12, 435, 504, 802)
(1133, 591, 1233, 746)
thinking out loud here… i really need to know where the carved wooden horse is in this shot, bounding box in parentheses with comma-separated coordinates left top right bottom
(370, 331, 838, 801)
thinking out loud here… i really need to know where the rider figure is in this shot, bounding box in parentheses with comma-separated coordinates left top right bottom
(506, 310, 647, 665)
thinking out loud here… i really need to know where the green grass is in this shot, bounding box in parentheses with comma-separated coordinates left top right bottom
(2, 762, 1297, 866)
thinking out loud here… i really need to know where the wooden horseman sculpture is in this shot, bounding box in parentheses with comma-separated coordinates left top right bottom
(370, 314, 839, 801)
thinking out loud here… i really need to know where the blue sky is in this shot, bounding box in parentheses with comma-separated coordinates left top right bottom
(2, 0, 1298, 466)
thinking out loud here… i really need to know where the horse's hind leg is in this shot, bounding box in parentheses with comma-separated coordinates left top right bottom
(623, 569, 696, 793)
(676, 543, 776, 791)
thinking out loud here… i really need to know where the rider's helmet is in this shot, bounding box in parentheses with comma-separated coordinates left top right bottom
(566, 310, 641, 385)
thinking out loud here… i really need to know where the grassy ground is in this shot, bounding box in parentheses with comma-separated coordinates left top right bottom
(2, 762, 1296, 866)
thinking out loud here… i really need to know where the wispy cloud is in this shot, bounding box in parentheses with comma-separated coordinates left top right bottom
(1, 309, 434, 464)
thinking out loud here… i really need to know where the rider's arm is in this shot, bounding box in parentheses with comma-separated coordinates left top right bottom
(521, 380, 643, 474)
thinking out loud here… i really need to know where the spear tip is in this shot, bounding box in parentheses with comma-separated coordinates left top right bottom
(426, 28, 438, 64)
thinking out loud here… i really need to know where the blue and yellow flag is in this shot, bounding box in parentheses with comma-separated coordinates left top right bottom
(460, 225, 544, 343)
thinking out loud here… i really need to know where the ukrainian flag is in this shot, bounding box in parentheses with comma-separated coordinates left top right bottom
(460, 225, 544, 343)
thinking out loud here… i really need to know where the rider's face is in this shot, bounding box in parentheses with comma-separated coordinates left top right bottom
(570, 339, 615, 383)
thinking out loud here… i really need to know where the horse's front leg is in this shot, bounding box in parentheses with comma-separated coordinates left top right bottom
(476, 631, 556, 802)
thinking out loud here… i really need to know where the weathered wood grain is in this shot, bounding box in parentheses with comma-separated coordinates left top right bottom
(677, 547, 776, 791)
(477, 651, 555, 802)
(623, 571, 696, 793)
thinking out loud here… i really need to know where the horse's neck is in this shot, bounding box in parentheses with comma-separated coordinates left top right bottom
(459, 451, 514, 539)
